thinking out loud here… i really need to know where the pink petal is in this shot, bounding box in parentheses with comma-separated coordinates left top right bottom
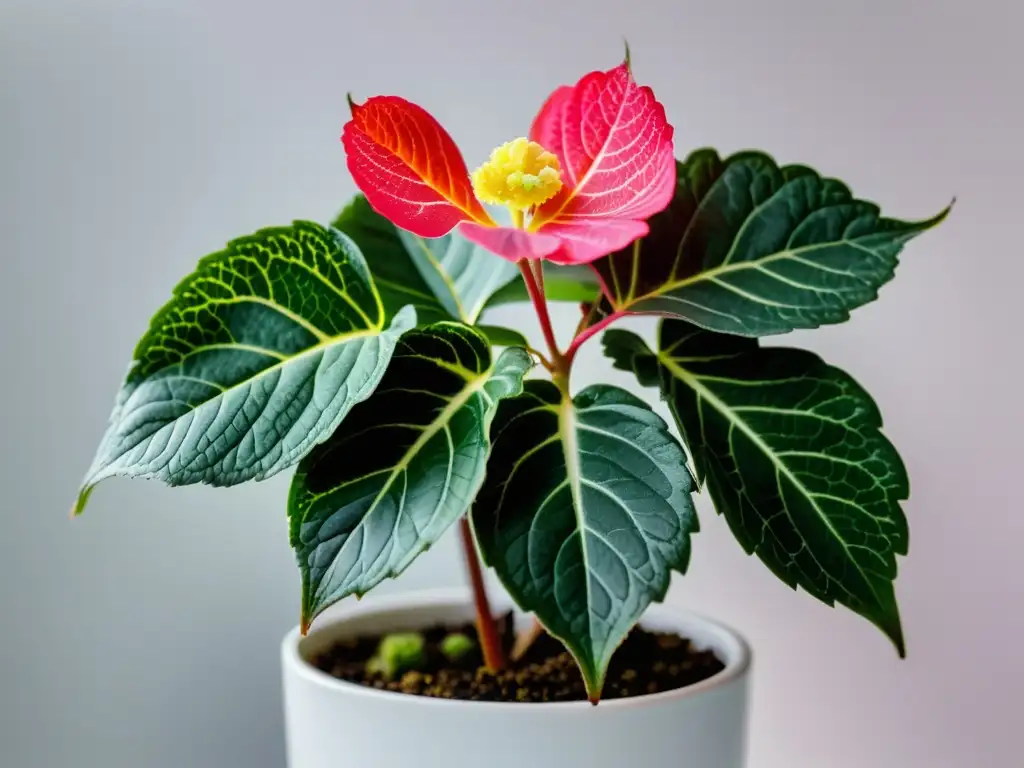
(342, 96, 494, 238)
(529, 86, 575, 182)
(539, 218, 650, 265)
(459, 219, 648, 266)
(529, 61, 676, 228)
(458, 223, 564, 263)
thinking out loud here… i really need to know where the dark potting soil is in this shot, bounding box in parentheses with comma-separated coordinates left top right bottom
(312, 613, 725, 703)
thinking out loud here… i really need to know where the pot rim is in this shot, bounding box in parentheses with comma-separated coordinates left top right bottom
(282, 588, 752, 712)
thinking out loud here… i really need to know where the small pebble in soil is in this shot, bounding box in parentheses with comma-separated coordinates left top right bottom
(312, 613, 725, 703)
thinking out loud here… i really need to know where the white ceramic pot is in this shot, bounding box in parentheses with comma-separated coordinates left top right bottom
(281, 590, 752, 768)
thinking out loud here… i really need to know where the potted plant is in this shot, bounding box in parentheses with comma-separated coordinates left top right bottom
(74, 47, 948, 768)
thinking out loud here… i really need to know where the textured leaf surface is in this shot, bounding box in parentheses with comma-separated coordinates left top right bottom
(289, 323, 531, 629)
(604, 321, 909, 652)
(473, 381, 696, 699)
(592, 149, 949, 336)
(343, 95, 494, 237)
(74, 222, 414, 514)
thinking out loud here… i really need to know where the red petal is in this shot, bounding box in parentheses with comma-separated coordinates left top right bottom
(342, 96, 493, 237)
(529, 61, 675, 229)
(458, 223, 563, 263)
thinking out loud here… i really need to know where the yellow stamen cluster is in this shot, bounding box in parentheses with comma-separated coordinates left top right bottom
(471, 138, 563, 212)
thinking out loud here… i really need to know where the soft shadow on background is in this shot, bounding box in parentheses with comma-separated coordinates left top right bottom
(1, 1, 1021, 766)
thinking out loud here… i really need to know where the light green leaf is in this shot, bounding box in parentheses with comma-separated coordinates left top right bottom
(472, 381, 697, 700)
(397, 228, 519, 324)
(605, 321, 909, 653)
(288, 323, 531, 629)
(485, 263, 602, 307)
(74, 221, 414, 515)
(591, 150, 950, 336)
(332, 194, 519, 325)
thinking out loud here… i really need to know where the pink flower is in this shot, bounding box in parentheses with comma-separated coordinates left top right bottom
(342, 57, 675, 265)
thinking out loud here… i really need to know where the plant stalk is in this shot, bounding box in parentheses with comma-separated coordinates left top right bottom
(517, 259, 571, 392)
(458, 517, 506, 672)
(563, 310, 621, 368)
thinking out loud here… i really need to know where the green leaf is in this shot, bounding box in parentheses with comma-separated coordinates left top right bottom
(73, 221, 414, 515)
(332, 195, 519, 325)
(472, 381, 697, 700)
(591, 149, 950, 336)
(332, 196, 451, 326)
(288, 323, 531, 629)
(476, 324, 529, 348)
(396, 228, 519, 324)
(486, 263, 602, 307)
(607, 321, 909, 653)
(602, 328, 661, 388)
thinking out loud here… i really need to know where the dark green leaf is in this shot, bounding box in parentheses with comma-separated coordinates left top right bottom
(74, 222, 414, 515)
(476, 325, 529, 348)
(602, 328, 661, 387)
(332, 196, 451, 326)
(289, 323, 531, 628)
(472, 381, 697, 699)
(591, 149, 950, 336)
(609, 320, 909, 653)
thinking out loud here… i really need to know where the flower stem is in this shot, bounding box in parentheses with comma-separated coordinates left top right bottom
(518, 259, 570, 392)
(530, 258, 546, 296)
(458, 517, 505, 672)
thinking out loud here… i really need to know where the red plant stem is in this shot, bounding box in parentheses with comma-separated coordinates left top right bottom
(563, 311, 623, 367)
(518, 260, 569, 389)
(458, 517, 506, 672)
(530, 258, 546, 298)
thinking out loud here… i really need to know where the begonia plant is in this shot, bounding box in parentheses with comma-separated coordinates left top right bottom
(75, 49, 948, 701)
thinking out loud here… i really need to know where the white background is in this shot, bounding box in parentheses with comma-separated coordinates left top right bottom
(1, 0, 1021, 765)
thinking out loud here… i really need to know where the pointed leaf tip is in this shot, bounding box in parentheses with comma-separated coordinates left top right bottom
(288, 323, 532, 629)
(622, 38, 632, 72)
(472, 381, 696, 708)
(70, 485, 94, 519)
(881, 610, 906, 658)
(74, 222, 410, 516)
(649, 321, 911, 654)
(593, 151, 954, 336)
(346, 92, 357, 113)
